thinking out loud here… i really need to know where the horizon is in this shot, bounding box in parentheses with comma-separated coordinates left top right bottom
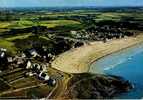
(0, 6, 143, 9)
(0, 0, 142, 8)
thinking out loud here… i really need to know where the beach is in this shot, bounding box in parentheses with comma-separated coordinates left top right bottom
(51, 34, 143, 73)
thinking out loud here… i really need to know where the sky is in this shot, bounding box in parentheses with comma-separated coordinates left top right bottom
(0, 0, 142, 8)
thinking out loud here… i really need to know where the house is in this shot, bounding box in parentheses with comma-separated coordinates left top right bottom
(38, 71, 56, 86)
(41, 64, 47, 72)
(24, 48, 40, 58)
(0, 52, 5, 58)
(21, 53, 26, 58)
(33, 63, 41, 70)
(0, 48, 7, 52)
(26, 61, 32, 69)
(47, 78, 56, 86)
(26, 61, 47, 73)
(29, 49, 39, 57)
(17, 58, 25, 65)
(47, 53, 53, 58)
(0, 48, 7, 58)
(71, 31, 77, 35)
(38, 72, 50, 81)
(7, 57, 13, 63)
(0, 48, 8, 70)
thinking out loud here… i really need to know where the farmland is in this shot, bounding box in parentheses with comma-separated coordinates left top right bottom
(0, 7, 143, 99)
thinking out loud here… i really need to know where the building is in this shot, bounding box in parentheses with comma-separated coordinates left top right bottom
(0, 48, 7, 52)
(0, 48, 8, 70)
(26, 61, 32, 69)
(38, 72, 50, 81)
(24, 48, 40, 58)
(7, 57, 13, 63)
(0, 48, 7, 58)
(46, 78, 56, 86)
(0, 52, 5, 58)
(29, 49, 39, 57)
(38, 72, 56, 86)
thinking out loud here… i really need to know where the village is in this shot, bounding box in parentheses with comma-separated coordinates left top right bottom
(0, 45, 68, 98)
(0, 18, 137, 98)
(0, 6, 143, 99)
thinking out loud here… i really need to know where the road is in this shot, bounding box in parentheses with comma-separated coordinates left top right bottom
(46, 72, 71, 99)
(46, 77, 68, 99)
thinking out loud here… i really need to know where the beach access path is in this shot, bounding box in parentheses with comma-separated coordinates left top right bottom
(51, 34, 143, 73)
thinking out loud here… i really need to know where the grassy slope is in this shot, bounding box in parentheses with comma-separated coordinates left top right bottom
(0, 19, 81, 54)
(0, 39, 17, 54)
(5, 33, 32, 41)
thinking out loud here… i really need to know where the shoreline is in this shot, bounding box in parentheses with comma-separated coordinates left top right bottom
(88, 41, 143, 72)
(51, 34, 143, 74)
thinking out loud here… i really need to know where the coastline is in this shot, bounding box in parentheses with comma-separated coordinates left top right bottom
(88, 41, 143, 72)
(51, 34, 143, 73)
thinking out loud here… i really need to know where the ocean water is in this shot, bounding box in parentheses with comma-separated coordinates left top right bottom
(89, 43, 143, 99)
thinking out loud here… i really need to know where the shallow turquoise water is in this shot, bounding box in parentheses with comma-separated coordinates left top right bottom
(89, 43, 143, 99)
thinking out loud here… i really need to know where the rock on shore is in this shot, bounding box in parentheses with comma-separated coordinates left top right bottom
(63, 73, 133, 99)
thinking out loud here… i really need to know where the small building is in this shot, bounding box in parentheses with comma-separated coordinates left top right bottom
(46, 78, 56, 86)
(24, 48, 40, 58)
(17, 58, 25, 65)
(29, 49, 39, 57)
(26, 61, 32, 69)
(21, 53, 26, 58)
(0, 52, 5, 58)
(0, 48, 7, 52)
(7, 57, 13, 63)
(33, 63, 41, 70)
(0, 48, 7, 58)
(41, 64, 47, 72)
(38, 72, 56, 86)
(71, 31, 77, 35)
(26, 61, 47, 73)
(0, 48, 8, 70)
(38, 72, 50, 81)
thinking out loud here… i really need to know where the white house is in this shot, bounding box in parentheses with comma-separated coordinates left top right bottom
(0, 52, 5, 58)
(7, 57, 13, 63)
(0, 48, 7, 52)
(39, 72, 50, 81)
(26, 61, 32, 69)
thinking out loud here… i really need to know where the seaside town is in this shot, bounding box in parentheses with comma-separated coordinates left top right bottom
(0, 1, 143, 99)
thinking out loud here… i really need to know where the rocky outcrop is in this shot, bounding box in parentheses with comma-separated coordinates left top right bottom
(63, 73, 133, 99)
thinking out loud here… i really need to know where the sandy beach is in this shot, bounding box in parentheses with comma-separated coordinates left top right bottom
(51, 34, 143, 73)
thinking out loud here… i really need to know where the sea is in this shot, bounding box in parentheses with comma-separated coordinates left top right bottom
(89, 43, 143, 99)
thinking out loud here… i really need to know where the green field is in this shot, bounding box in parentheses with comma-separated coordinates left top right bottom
(0, 20, 81, 29)
(0, 39, 17, 54)
(39, 20, 81, 28)
(0, 9, 143, 55)
(0, 19, 81, 54)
